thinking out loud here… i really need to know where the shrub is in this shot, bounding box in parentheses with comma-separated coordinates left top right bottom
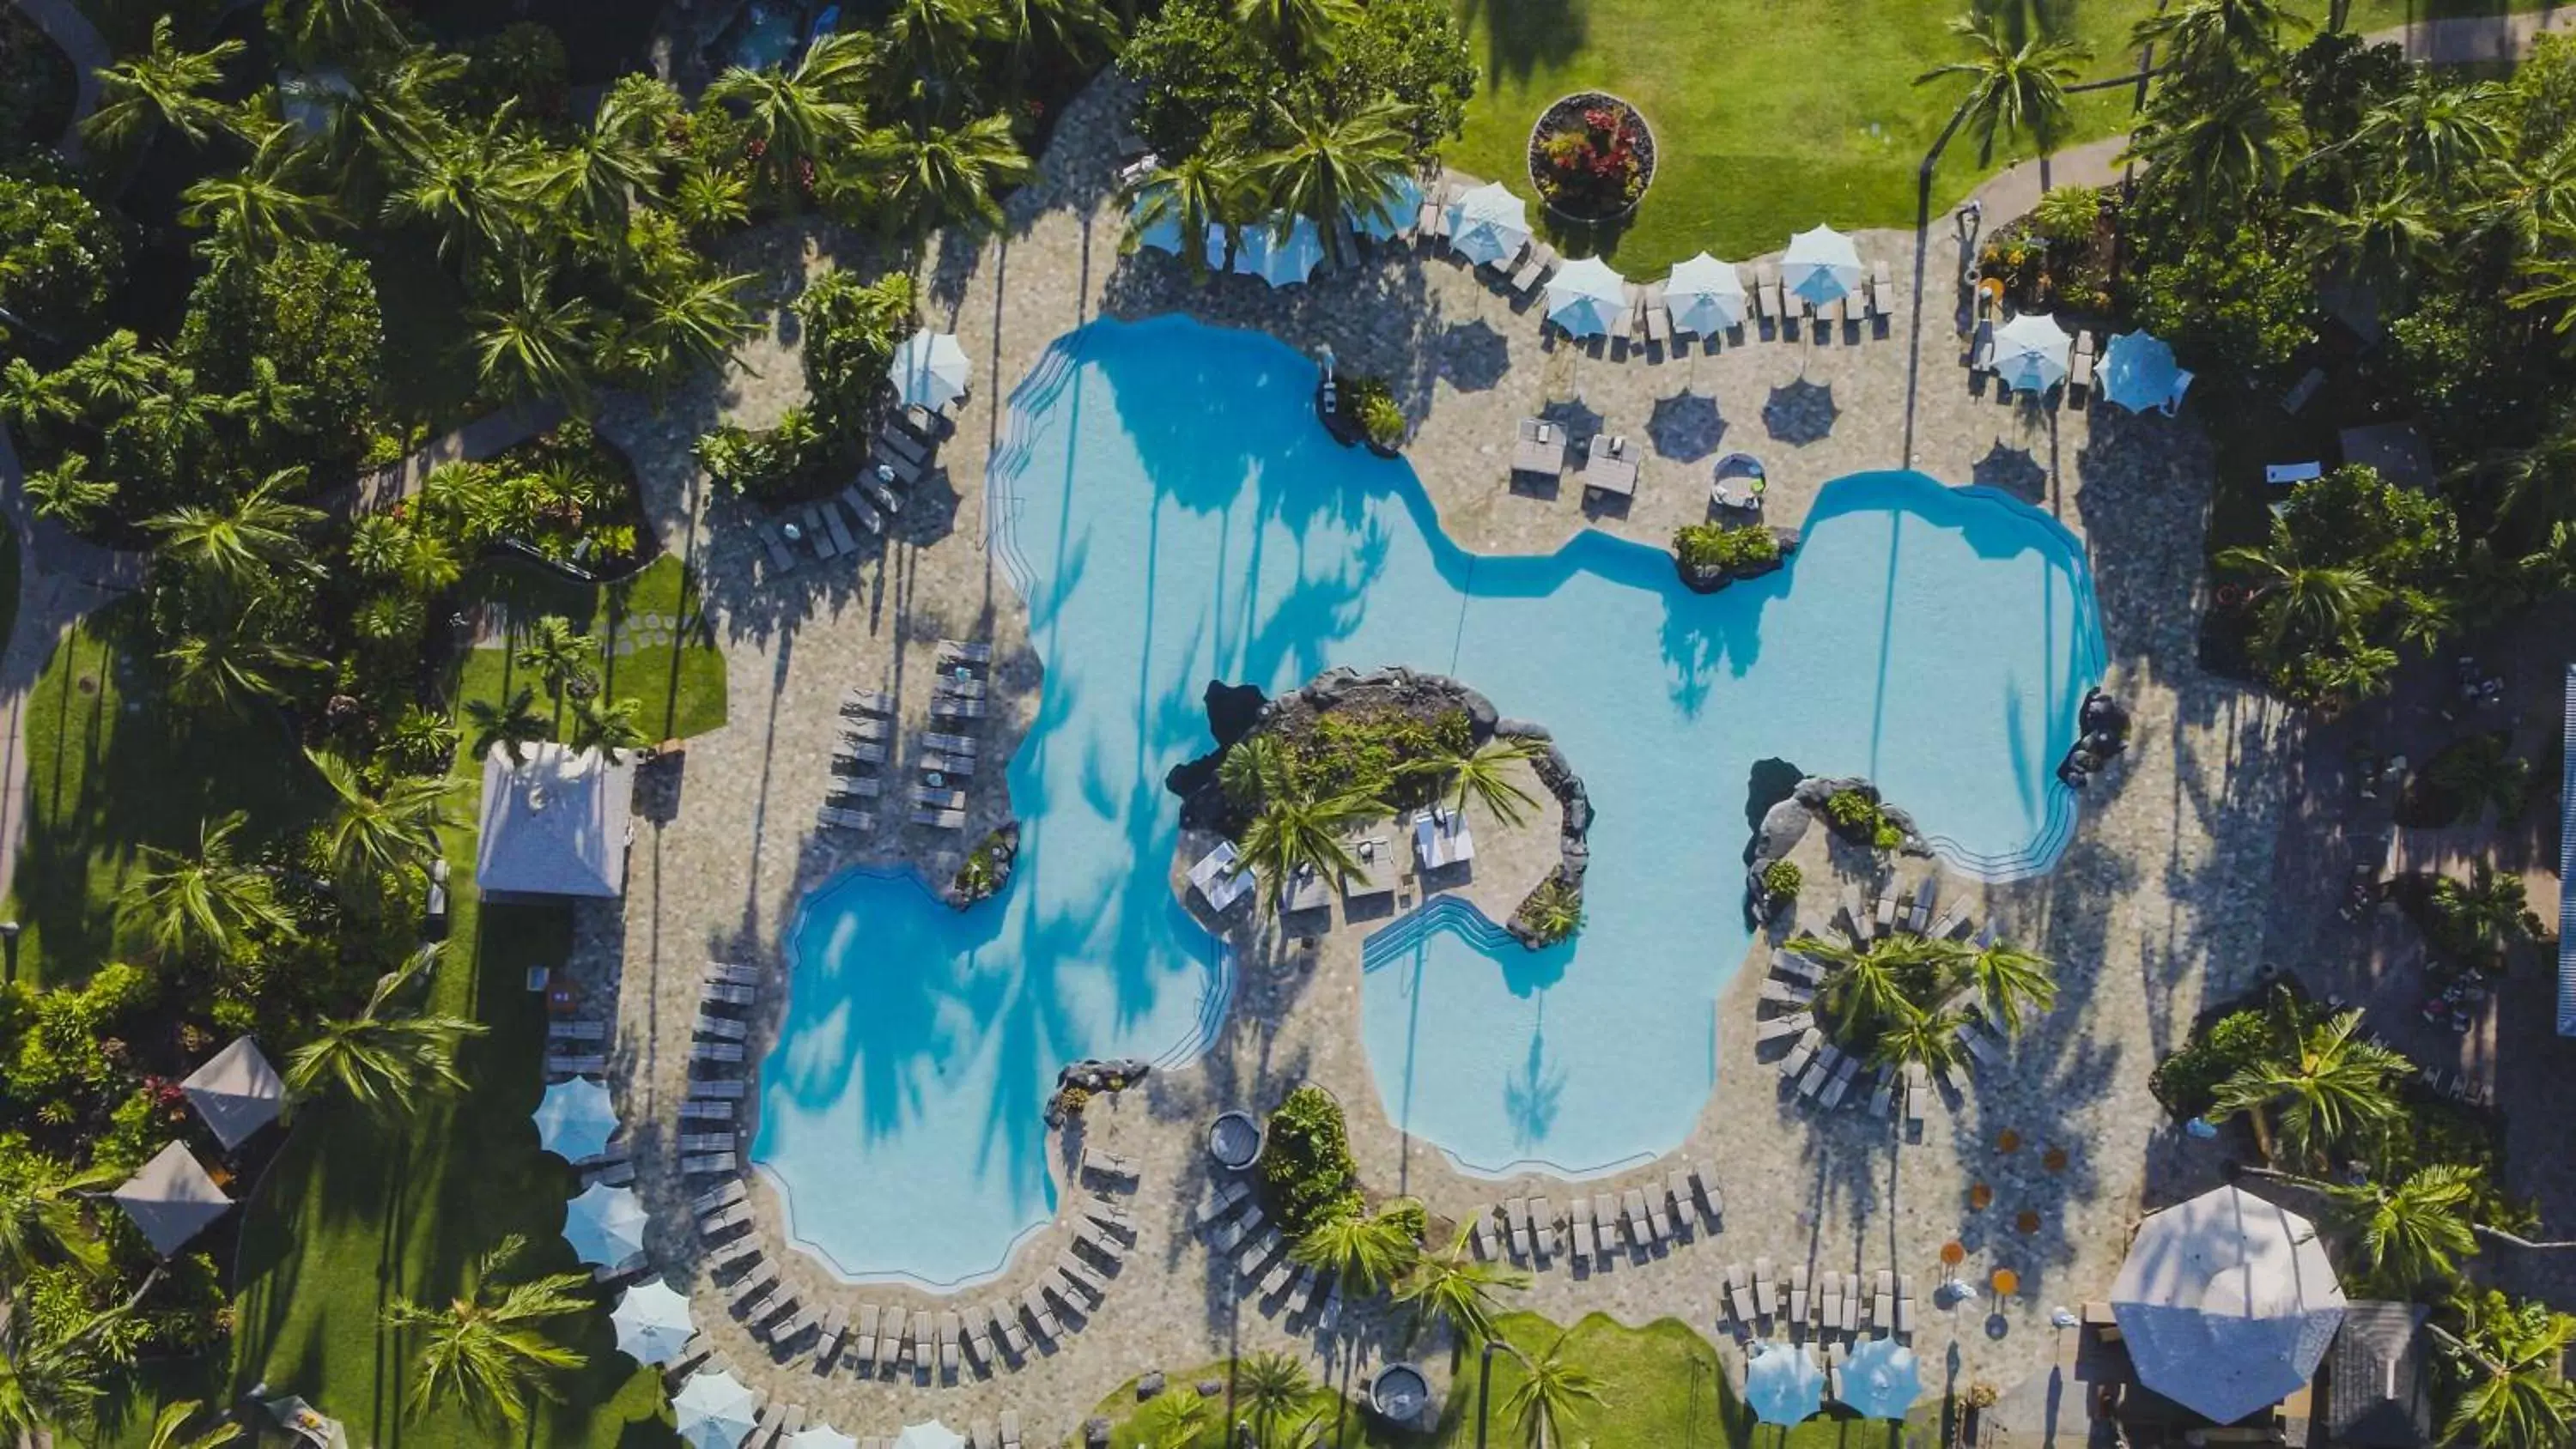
(1261, 1085, 1362, 1234)
(2148, 1006, 2270, 1119)
(1124, 0, 1473, 162)
(1824, 790, 1877, 830)
(1673, 523, 1779, 574)
(2033, 186, 2102, 245)
(0, 160, 120, 354)
(798, 270, 917, 421)
(1516, 876, 1583, 945)
(1759, 859, 1802, 900)
(1357, 391, 1404, 448)
(173, 239, 384, 477)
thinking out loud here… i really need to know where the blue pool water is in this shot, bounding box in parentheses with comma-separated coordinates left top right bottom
(752, 315, 2106, 1286)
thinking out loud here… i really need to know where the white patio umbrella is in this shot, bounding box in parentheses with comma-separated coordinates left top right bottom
(1233, 216, 1327, 287)
(532, 1076, 617, 1162)
(673, 1369, 762, 1449)
(1781, 225, 1862, 309)
(562, 1182, 647, 1268)
(892, 1422, 967, 1449)
(1448, 181, 1530, 266)
(2099, 330, 2188, 415)
(1545, 255, 1629, 338)
(1836, 1337, 1923, 1420)
(610, 1280, 696, 1365)
(1665, 252, 1747, 336)
(787, 1428, 860, 1449)
(890, 331, 970, 412)
(1991, 312, 2075, 393)
(1351, 173, 1423, 241)
(1744, 1342, 1825, 1425)
(2112, 1185, 2347, 1427)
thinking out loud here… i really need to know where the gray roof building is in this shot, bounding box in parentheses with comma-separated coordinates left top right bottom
(112, 1142, 233, 1257)
(178, 1035, 284, 1149)
(2323, 1300, 2431, 1447)
(475, 743, 636, 899)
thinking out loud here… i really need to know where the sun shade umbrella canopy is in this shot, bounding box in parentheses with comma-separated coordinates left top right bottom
(788, 1428, 860, 1449)
(1546, 255, 1630, 338)
(673, 1370, 762, 1449)
(1352, 173, 1423, 240)
(1991, 312, 2075, 393)
(890, 330, 970, 412)
(1448, 181, 1530, 266)
(1782, 226, 1862, 308)
(1127, 184, 1182, 254)
(532, 1076, 618, 1162)
(1665, 252, 1747, 335)
(892, 1422, 968, 1449)
(179, 1035, 284, 1150)
(1232, 215, 1327, 287)
(611, 1280, 696, 1365)
(112, 1141, 233, 1257)
(562, 1182, 649, 1268)
(1837, 1337, 1923, 1420)
(2111, 1185, 2348, 1427)
(1745, 1341, 1826, 1424)
(2100, 330, 2185, 414)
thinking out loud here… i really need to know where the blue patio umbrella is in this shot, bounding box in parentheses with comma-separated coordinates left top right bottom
(1836, 1337, 1923, 1421)
(1351, 173, 1423, 241)
(532, 1076, 617, 1162)
(1744, 1342, 1826, 1425)
(2099, 331, 2190, 415)
(1666, 252, 1748, 336)
(610, 1280, 696, 1365)
(1127, 184, 1182, 255)
(1233, 216, 1327, 287)
(1449, 181, 1531, 266)
(1782, 226, 1862, 308)
(1990, 312, 2074, 393)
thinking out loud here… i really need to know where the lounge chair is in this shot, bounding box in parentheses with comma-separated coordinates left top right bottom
(758, 523, 797, 571)
(1781, 1028, 1823, 1081)
(1470, 1206, 1498, 1261)
(816, 1306, 849, 1368)
(911, 807, 968, 830)
(1236, 1228, 1282, 1279)
(1874, 1270, 1896, 1330)
(1896, 1273, 1917, 1334)
(983, 1302, 1024, 1359)
(1844, 1276, 1864, 1333)
(877, 425, 928, 466)
(1821, 1057, 1857, 1109)
(938, 1312, 963, 1378)
(2070, 333, 2097, 397)
(850, 1305, 880, 1369)
(1505, 1198, 1534, 1262)
(695, 1179, 747, 1215)
(1754, 1258, 1777, 1317)
(880, 1307, 911, 1367)
(705, 964, 760, 991)
(1910, 878, 1936, 932)
(1755, 263, 1783, 335)
(726, 1261, 779, 1310)
(767, 1308, 816, 1345)
(1759, 978, 1815, 1008)
(1625, 1187, 1661, 1246)
(938, 638, 993, 668)
(1904, 1062, 1929, 1131)
(1080, 1148, 1138, 1183)
(1771, 949, 1826, 985)
(1510, 242, 1557, 296)
(1059, 1251, 1108, 1300)
(1820, 1270, 1844, 1331)
(702, 982, 757, 1007)
(929, 696, 987, 722)
(1868, 260, 1893, 321)
(1297, 1267, 1334, 1320)
(1689, 1163, 1721, 1218)
(1594, 1193, 1623, 1256)
(820, 499, 859, 553)
(1754, 1012, 1810, 1046)
(1790, 1264, 1812, 1325)
(1020, 1288, 1059, 1342)
(801, 504, 838, 560)
(1725, 1262, 1756, 1323)
(682, 1151, 738, 1174)
(1569, 1197, 1595, 1265)
(843, 688, 894, 718)
(700, 1203, 752, 1239)
(1530, 1197, 1558, 1260)
(695, 1014, 749, 1041)
(1664, 1169, 1693, 1234)
(690, 1077, 749, 1100)
(1643, 282, 1673, 349)
(1000, 1410, 1024, 1449)
(1799, 1043, 1838, 1098)
(668, 1332, 714, 1379)
(545, 1052, 606, 1076)
(1195, 1178, 1252, 1226)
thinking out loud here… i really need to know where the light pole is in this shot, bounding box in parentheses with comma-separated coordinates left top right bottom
(1473, 1338, 1507, 1449)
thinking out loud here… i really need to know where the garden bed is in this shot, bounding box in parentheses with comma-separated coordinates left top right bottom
(1527, 92, 1655, 225)
(477, 421, 658, 578)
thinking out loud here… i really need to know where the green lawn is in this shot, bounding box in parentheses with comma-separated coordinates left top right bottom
(1091, 1312, 1929, 1449)
(2, 602, 325, 987)
(1449, 0, 2555, 269)
(457, 553, 730, 748)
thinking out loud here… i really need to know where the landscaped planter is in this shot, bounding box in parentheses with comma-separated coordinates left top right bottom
(1528, 92, 1656, 225)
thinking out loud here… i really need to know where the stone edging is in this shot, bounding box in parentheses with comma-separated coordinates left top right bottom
(1743, 774, 1930, 907)
(1526, 91, 1657, 226)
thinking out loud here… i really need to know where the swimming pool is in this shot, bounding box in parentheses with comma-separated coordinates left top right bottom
(751, 315, 2105, 1285)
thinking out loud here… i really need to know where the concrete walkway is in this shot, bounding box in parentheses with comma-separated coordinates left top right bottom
(3, 0, 105, 166)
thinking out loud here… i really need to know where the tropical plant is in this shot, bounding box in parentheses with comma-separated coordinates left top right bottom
(284, 945, 486, 1115)
(1249, 99, 1414, 262)
(2338, 81, 2510, 194)
(142, 1398, 246, 1449)
(2437, 1287, 2576, 1449)
(1135, 1384, 1212, 1449)
(1868, 1000, 1972, 1078)
(144, 470, 325, 597)
(0, 1163, 118, 1288)
(307, 748, 453, 895)
(465, 688, 550, 767)
(1397, 737, 1541, 828)
(514, 615, 600, 706)
(1500, 1331, 1606, 1449)
(1236, 1350, 1311, 1445)
(2033, 185, 2103, 243)
(1917, 11, 2092, 165)
(161, 611, 323, 712)
(571, 695, 650, 761)
(2427, 734, 2530, 825)
(1289, 1204, 1420, 1297)
(2335, 1164, 2483, 1291)
(996, 0, 1122, 83)
(178, 116, 343, 260)
(82, 16, 243, 153)
(887, 113, 1034, 233)
(0, 1307, 116, 1440)
(2216, 543, 2391, 660)
(1963, 937, 2059, 1035)
(2426, 862, 2541, 965)
(1792, 932, 1917, 1041)
(2295, 185, 2439, 296)
(119, 811, 295, 962)
(23, 456, 118, 531)
(2208, 988, 2413, 1166)
(1236, 764, 1381, 911)
(381, 111, 544, 265)
(2132, 0, 2310, 82)
(1233, 0, 1356, 61)
(615, 268, 759, 396)
(468, 260, 598, 408)
(884, 0, 1007, 106)
(1126, 149, 1246, 281)
(2126, 81, 2300, 208)
(382, 1234, 591, 1428)
(1515, 876, 1583, 945)
(704, 31, 876, 203)
(1396, 1222, 1530, 1350)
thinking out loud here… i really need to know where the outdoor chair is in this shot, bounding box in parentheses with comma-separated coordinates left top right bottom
(1726, 1262, 1756, 1322)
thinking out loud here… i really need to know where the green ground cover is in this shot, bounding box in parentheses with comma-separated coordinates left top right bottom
(1447, 0, 2548, 269)
(457, 553, 730, 746)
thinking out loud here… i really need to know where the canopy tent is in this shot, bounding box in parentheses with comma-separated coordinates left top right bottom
(611, 1280, 696, 1365)
(1351, 173, 1424, 241)
(1224, 216, 1327, 288)
(787, 1428, 860, 1449)
(112, 1141, 233, 1257)
(2112, 1185, 2347, 1426)
(1448, 182, 1531, 267)
(1127, 184, 1183, 255)
(892, 1422, 968, 1449)
(1665, 253, 1747, 336)
(562, 1182, 649, 1268)
(476, 743, 636, 899)
(2099, 331, 2190, 415)
(1991, 312, 2075, 393)
(1782, 226, 1862, 308)
(890, 331, 971, 413)
(1546, 256, 1630, 338)
(1744, 1342, 1826, 1425)
(179, 1035, 284, 1150)
(1837, 1337, 1923, 1420)
(673, 1370, 762, 1449)
(532, 1076, 619, 1162)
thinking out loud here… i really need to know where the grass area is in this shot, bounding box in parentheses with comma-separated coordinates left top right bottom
(2, 602, 325, 987)
(1448, 0, 2555, 269)
(457, 553, 730, 746)
(1091, 1312, 1926, 1449)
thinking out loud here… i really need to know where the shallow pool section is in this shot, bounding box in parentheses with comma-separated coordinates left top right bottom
(752, 315, 2105, 1284)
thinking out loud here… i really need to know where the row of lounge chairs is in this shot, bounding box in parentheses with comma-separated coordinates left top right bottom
(1725, 1262, 1919, 1341)
(683, 964, 761, 1167)
(1472, 1162, 1722, 1274)
(544, 1009, 612, 1084)
(1198, 1172, 1346, 1331)
(755, 415, 940, 573)
(823, 646, 992, 835)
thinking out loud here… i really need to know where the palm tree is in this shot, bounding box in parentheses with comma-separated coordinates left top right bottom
(995, 0, 1121, 85)
(179, 117, 343, 260)
(544, 102, 666, 235)
(145, 470, 325, 597)
(884, 0, 1007, 106)
(285, 945, 486, 1115)
(2427, 861, 2540, 963)
(571, 696, 650, 761)
(1916, 12, 2092, 166)
(2208, 989, 2411, 1166)
(1239, 785, 1381, 910)
(2131, 0, 2310, 82)
(82, 16, 243, 154)
(1218, 731, 1285, 808)
(1289, 1208, 1420, 1296)
(1961, 938, 2058, 1035)
(0, 1162, 118, 1288)
(514, 615, 601, 706)
(2339, 81, 2510, 196)
(466, 688, 550, 767)
(1249, 100, 1415, 264)
(2438, 1287, 2576, 1449)
(0, 1310, 114, 1441)
(1126, 149, 1246, 281)
(2215, 540, 2389, 660)
(705, 31, 876, 203)
(23, 455, 118, 532)
(469, 261, 598, 409)
(888, 113, 1035, 233)
(143, 1399, 245, 1449)
(161, 612, 323, 712)
(2428, 734, 2530, 825)
(2333, 1164, 2482, 1292)
(2295, 186, 2439, 297)
(382, 112, 545, 265)
(2124, 81, 2300, 208)
(1399, 737, 1543, 828)
(303, 45, 464, 193)
(1868, 1000, 1972, 1077)
(1500, 1331, 1606, 1449)
(1396, 1222, 1530, 1351)
(1233, 0, 1355, 61)
(120, 811, 295, 961)
(307, 748, 453, 895)
(619, 268, 759, 394)
(274, 0, 404, 60)
(1794, 932, 1917, 1042)
(382, 1234, 591, 1428)
(2473, 137, 2576, 260)
(1235, 1350, 1311, 1446)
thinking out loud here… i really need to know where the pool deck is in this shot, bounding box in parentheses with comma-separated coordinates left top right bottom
(569, 74, 2297, 1446)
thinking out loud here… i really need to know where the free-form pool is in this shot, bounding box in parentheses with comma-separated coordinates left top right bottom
(752, 315, 2105, 1285)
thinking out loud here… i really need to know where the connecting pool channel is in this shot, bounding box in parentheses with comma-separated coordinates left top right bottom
(751, 315, 2106, 1287)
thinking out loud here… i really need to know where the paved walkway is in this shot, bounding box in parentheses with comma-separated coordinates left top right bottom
(3, 0, 104, 166)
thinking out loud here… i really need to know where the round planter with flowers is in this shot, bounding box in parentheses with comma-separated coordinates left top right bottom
(1528, 92, 1656, 224)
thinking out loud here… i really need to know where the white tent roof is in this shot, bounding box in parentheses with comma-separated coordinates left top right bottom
(1745, 1341, 1825, 1424)
(1836, 1337, 1923, 1420)
(1449, 182, 1530, 266)
(1992, 312, 2075, 393)
(1783, 226, 1862, 307)
(476, 743, 635, 899)
(2111, 1185, 2347, 1425)
(611, 1279, 697, 1365)
(893, 1422, 966, 1449)
(562, 1182, 649, 1268)
(532, 1076, 619, 1162)
(1546, 255, 1629, 338)
(890, 331, 970, 412)
(1666, 252, 1747, 335)
(179, 1036, 284, 1150)
(787, 1428, 860, 1449)
(112, 1141, 233, 1257)
(674, 1369, 762, 1449)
